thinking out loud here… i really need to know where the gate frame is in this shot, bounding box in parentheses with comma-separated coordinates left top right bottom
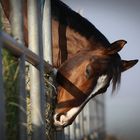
(0, 0, 106, 139)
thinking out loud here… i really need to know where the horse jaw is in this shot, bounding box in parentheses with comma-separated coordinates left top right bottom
(54, 75, 108, 130)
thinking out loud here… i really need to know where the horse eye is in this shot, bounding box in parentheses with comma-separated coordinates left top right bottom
(85, 65, 93, 79)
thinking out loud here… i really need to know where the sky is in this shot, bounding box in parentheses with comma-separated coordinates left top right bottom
(62, 0, 140, 140)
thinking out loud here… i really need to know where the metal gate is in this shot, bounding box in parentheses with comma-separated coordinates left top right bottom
(0, 0, 106, 140)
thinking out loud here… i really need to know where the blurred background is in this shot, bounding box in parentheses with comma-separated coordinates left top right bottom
(62, 0, 140, 140)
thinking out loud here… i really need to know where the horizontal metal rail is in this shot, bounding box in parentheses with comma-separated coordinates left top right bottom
(0, 31, 54, 73)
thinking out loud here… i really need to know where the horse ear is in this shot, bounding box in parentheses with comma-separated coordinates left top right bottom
(107, 40, 127, 55)
(121, 59, 138, 72)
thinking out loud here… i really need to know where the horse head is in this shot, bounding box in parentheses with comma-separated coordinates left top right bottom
(54, 40, 138, 129)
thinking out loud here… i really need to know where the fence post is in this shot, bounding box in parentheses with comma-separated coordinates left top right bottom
(43, 0, 52, 64)
(75, 115, 80, 139)
(0, 38, 5, 140)
(0, 6, 5, 140)
(27, 0, 46, 140)
(43, 1, 60, 139)
(64, 126, 70, 140)
(69, 122, 75, 140)
(102, 95, 106, 139)
(9, 0, 27, 140)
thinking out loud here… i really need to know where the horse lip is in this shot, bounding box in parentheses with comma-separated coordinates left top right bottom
(54, 113, 61, 121)
(53, 113, 69, 129)
(54, 112, 67, 121)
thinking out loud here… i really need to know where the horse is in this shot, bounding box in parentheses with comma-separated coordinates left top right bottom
(1, 0, 138, 129)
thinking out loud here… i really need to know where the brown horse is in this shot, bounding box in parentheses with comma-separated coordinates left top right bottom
(1, 0, 138, 129)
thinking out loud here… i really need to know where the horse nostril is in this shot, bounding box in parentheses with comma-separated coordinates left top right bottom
(54, 112, 72, 128)
(54, 113, 66, 122)
(55, 113, 61, 121)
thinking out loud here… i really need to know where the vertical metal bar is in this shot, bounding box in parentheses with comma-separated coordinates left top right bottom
(64, 126, 70, 140)
(43, 1, 56, 139)
(81, 110, 85, 137)
(87, 102, 91, 134)
(102, 95, 106, 139)
(98, 95, 106, 139)
(82, 109, 86, 137)
(73, 121, 76, 140)
(43, 0, 52, 64)
(56, 130, 65, 140)
(90, 101, 95, 133)
(95, 98, 100, 138)
(19, 54, 26, 140)
(9, 0, 27, 140)
(79, 113, 83, 139)
(0, 38, 5, 140)
(75, 115, 80, 140)
(10, 0, 24, 41)
(27, 0, 46, 140)
(69, 123, 75, 140)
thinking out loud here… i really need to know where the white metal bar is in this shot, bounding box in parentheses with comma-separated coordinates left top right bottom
(79, 112, 83, 139)
(0, 38, 5, 140)
(73, 121, 76, 140)
(83, 107, 87, 136)
(43, 0, 52, 64)
(9, 0, 24, 41)
(102, 95, 106, 138)
(69, 123, 75, 140)
(42, 1, 57, 139)
(81, 110, 85, 138)
(75, 115, 80, 140)
(27, 0, 46, 140)
(9, 0, 27, 140)
(90, 101, 96, 132)
(64, 126, 70, 140)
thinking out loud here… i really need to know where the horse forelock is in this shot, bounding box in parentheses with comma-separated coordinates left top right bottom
(89, 48, 122, 93)
(109, 53, 122, 92)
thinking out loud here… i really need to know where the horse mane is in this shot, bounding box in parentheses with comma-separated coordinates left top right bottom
(52, 0, 121, 92)
(51, 0, 110, 46)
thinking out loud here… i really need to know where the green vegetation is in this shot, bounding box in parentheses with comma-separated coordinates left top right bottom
(0, 8, 56, 139)
(0, 8, 19, 140)
(3, 50, 19, 140)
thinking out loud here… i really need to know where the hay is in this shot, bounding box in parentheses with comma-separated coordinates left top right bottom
(25, 66, 57, 139)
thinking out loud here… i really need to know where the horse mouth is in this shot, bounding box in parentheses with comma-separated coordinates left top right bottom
(53, 109, 78, 130)
(53, 113, 70, 130)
